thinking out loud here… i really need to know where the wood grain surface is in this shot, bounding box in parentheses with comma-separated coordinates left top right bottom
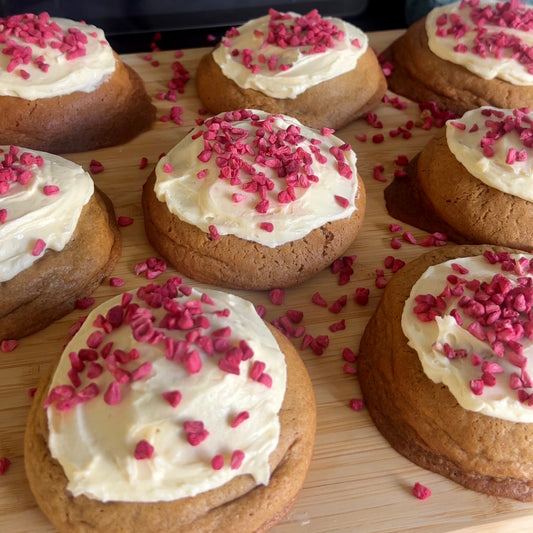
(1, 30, 533, 533)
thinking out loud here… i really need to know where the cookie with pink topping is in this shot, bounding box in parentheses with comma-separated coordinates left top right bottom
(385, 106, 533, 250)
(25, 277, 316, 532)
(359, 244, 533, 501)
(0, 145, 121, 342)
(142, 109, 366, 290)
(382, 0, 533, 115)
(196, 9, 386, 130)
(0, 12, 155, 154)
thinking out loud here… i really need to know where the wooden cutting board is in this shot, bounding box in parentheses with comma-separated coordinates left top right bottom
(1, 29, 532, 533)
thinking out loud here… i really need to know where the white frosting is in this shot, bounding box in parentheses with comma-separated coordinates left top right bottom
(212, 11, 368, 98)
(0, 13, 116, 99)
(154, 110, 359, 248)
(0, 146, 94, 282)
(402, 254, 533, 422)
(46, 281, 287, 502)
(426, 0, 533, 85)
(446, 106, 533, 202)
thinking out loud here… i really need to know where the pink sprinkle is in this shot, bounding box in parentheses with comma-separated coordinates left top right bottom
(1, 339, 18, 352)
(334, 195, 350, 208)
(118, 216, 134, 227)
(395, 155, 409, 166)
(231, 411, 250, 427)
(354, 287, 370, 305)
(139, 157, 148, 169)
(131, 361, 152, 381)
(230, 449, 245, 469)
(355, 133, 367, 142)
(134, 439, 154, 460)
(450, 121, 466, 130)
(329, 295, 347, 313)
(390, 237, 402, 249)
(402, 231, 417, 244)
(32, 238, 46, 256)
(470, 379, 484, 396)
(394, 169, 408, 179)
(321, 127, 335, 136)
(43, 185, 60, 196)
(343, 348, 357, 362)
(89, 160, 105, 174)
(109, 277, 125, 287)
(412, 482, 432, 500)
(0, 209, 6, 224)
(375, 274, 388, 289)
(312, 292, 328, 307)
(232, 193, 247, 203)
(208, 225, 220, 241)
(349, 398, 364, 411)
(104, 381, 121, 405)
(373, 165, 387, 182)
(162, 390, 182, 407)
(0, 457, 10, 476)
(372, 134, 385, 144)
(76, 296, 95, 310)
(260, 222, 274, 232)
(212, 454, 224, 470)
(184, 420, 209, 446)
(329, 319, 346, 332)
(269, 288, 285, 305)
(389, 223, 402, 232)
(87, 363, 103, 379)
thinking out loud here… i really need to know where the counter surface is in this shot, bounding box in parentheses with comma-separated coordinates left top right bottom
(1, 30, 532, 533)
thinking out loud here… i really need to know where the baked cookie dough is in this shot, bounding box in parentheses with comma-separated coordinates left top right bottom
(143, 109, 366, 290)
(0, 12, 155, 154)
(0, 146, 121, 341)
(382, 1, 533, 115)
(359, 244, 533, 501)
(385, 106, 533, 250)
(196, 9, 386, 130)
(25, 279, 316, 532)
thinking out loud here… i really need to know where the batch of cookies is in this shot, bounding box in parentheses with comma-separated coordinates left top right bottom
(2, 1, 533, 531)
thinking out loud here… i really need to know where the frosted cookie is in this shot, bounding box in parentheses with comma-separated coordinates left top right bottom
(382, 0, 533, 115)
(196, 9, 386, 130)
(359, 245, 533, 501)
(25, 277, 316, 532)
(0, 12, 155, 154)
(385, 106, 533, 250)
(0, 145, 121, 341)
(142, 109, 366, 290)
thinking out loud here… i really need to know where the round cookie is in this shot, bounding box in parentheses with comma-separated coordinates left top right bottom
(0, 12, 155, 154)
(385, 106, 533, 251)
(142, 109, 366, 290)
(358, 244, 533, 501)
(25, 279, 316, 532)
(0, 147, 121, 341)
(196, 10, 386, 130)
(382, 1, 533, 115)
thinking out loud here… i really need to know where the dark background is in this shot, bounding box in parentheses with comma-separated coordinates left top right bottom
(0, 1, 408, 53)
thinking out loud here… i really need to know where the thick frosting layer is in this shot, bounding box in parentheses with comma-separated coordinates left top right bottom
(403, 253, 533, 422)
(45, 279, 287, 502)
(212, 9, 368, 98)
(446, 106, 533, 202)
(155, 109, 358, 248)
(0, 145, 93, 282)
(426, 0, 533, 85)
(0, 12, 116, 100)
